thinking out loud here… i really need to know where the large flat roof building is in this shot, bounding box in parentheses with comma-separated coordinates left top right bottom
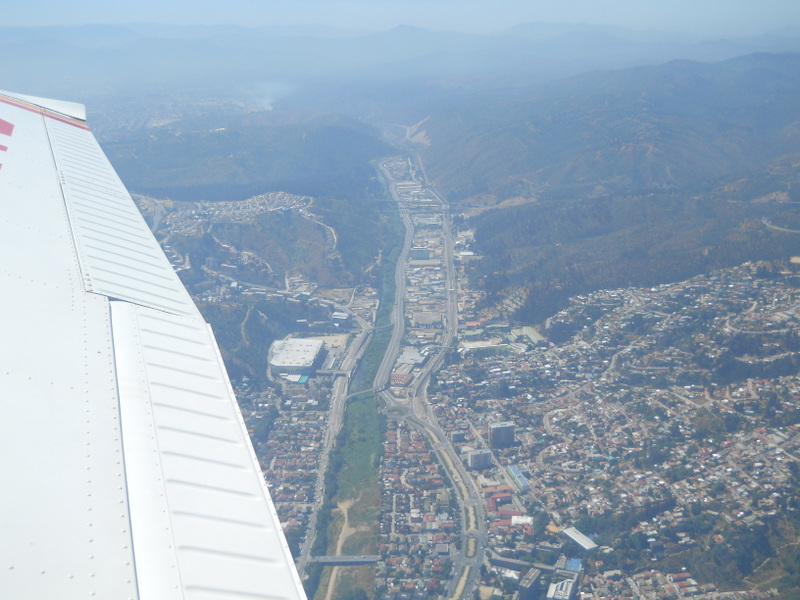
(546, 576, 576, 600)
(269, 338, 324, 377)
(562, 526, 598, 550)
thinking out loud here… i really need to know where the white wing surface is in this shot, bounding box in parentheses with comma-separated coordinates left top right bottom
(0, 91, 308, 600)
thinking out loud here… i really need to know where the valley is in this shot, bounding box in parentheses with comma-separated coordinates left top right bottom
(7, 12, 800, 600)
(25, 22, 800, 600)
(139, 144, 800, 599)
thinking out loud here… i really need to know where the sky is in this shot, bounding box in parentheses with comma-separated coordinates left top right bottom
(5, 0, 800, 36)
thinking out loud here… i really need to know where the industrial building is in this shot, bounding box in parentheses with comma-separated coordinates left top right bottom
(331, 311, 350, 327)
(561, 527, 597, 551)
(268, 337, 324, 379)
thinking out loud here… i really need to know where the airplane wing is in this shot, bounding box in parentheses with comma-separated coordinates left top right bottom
(0, 91, 308, 600)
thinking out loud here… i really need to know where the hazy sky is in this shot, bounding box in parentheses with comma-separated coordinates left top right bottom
(6, 0, 800, 35)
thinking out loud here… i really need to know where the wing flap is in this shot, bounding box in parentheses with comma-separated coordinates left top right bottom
(43, 115, 200, 317)
(0, 91, 139, 600)
(113, 302, 304, 600)
(0, 91, 307, 600)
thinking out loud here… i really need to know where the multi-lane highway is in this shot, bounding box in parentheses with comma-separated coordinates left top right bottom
(297, 315, 371, 576)
(306, 155, 487, 599)
(374, 156, 488, 600)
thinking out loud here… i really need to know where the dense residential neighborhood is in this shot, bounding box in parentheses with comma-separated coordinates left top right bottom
(141, 163, 800, 599)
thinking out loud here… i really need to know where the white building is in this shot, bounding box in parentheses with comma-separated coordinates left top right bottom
(546, 576, 576, 600)
(562, 526, 598, 550)
(269, 338, 324, 378)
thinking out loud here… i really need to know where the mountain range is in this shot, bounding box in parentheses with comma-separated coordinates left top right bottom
(418, 52, 800, 203)
(407, 52, 800, 320)
(4, 24, 800, 322)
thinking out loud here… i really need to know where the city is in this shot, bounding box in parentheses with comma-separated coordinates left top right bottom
(137, 157, 800, 600)
(6, 9, 800, 600)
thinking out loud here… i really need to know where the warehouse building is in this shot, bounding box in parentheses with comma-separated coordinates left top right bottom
(268, 337, 324, 379)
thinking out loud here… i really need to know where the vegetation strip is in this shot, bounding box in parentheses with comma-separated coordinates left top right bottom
(305, 190, 403, 600)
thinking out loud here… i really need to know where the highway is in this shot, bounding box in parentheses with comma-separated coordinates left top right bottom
(296, 314, 372, 576)
(307, 156, 487, 599)
(302, 164, 413, 594)
(371, 164, 416, 392)
(375, 156, 488, 600)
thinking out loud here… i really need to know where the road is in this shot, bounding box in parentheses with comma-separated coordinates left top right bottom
(296, 314, 372, 576)
(310, 156, 487, 599)
(372, 164, 416, 392)
(375, 156, 488, 600)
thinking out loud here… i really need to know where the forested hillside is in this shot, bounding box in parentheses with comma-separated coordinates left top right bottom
(469, 189, 800, 321)
(103, 111, 393, 201)
(419, 52, 800, 203)
(405, 52, 800, 321)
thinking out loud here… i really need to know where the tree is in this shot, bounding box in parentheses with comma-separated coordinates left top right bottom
(252, 404, 279, 443)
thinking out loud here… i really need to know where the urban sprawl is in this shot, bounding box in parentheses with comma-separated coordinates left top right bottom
(137, 158, 800, 600)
